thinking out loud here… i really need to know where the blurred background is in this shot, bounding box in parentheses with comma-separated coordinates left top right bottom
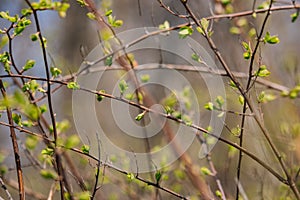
(0, 0, 300, 199)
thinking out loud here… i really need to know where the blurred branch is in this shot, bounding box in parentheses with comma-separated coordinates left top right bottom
(0, 177, 13, 200)
(4, 178, 47, 200)
(0, 79, 25, 200)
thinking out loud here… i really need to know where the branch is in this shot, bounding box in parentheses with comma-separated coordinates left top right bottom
(0, 79, 25, 200)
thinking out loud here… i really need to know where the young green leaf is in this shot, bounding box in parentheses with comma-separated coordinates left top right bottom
(238, 95, 244, 105)
(67, 82, 80, 90)
(25, 135, 38, 150)
(105, 55, 113, 66)
(30, 33, 39, 41)
(200, 167, 212, 176)
(86, 12, 96, 20)
(118, 80, 128, 95)
(113, 20, 123, 27)
(12, 113, 22, 126)
(81, 145, 90, 154)
(76, 0, 87, 7)
(215, 96, 224, 109)
(231, 125, 241, 136)
(291, 11, 299, 23)
(196, 18, 210, 36)
(40, 169, 58, 180)
(140, 74, 150, 83)
(76, 191, 90, 200)
(179, 26, 193, 39)
(105, 9, 113, 16)
(155, 171, 162, 183)
(65, 135, 80, 149)
(204, 102, 214, 111)
(23, 59, 35, 71)
(96, 90, 105, 102)
(159, 21, 170, 30)
(127, 173, 135, 180)
(264, 32, 280, 44)
(135, 111, 145, 121)
(50, 67, 62, 77)
(255, 65, 270, 77)
(229, 26, 241, 35)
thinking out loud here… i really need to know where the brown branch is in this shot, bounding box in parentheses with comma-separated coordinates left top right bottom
(0, 79, 25, 200)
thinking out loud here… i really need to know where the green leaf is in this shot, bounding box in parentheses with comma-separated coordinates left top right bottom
(0, 153, 6, 163)
(229, 80, 237, 89)
(118, 80, 128, 95)
(155, 171, 162, 182)
(255, 65, 270, 77)
(55, 2, 70, 18)
(12, 113, 22, 125)
(291, 11, 299, 23)
(86, 12, 96, 20)
(67, 82, 80, 90)
(14, 18, 31, 35)
(40, 169, 58, 180)
(50, 67, 62, 77)
(125, 93, 135, 100)
(221, 0, 231, 5)
(243, 51, 251, 60)
(216, 190, 222, 198)
(56, 120, 70, 133)
(65, 135, 80, 149)
(127, 173, 135, 180)
(172, 111, 182, 119)
(77, 191, 91, 200)
(257, 1, 269, 9)
(25, 135, 38, 150)
(215, 96, 224, 109)
(204, 102, 214, 111)
(105, 55, 113, 66)
(178, 26, 193, 39)
(200, 18, 209, 34)
(105, 9, 113, 16)
(191, 53, 202, 62)
(248, 28, 256, 37)
(23, 59, 35, 71)
(22, 80, 39, 93)
(0, 166, 8, 175)
(76, 0, 87, 7)
(159, 21, 170, 30)
(140, 74, 150, 83)
(81, 145, 90, 154)
(135, 112, 145, 121)
(24, 104, 40, 120)
(21, 120, 33, 127)
(0, 35, 8, 49)
(39, 104, 47, 114)
(238, 95, 244, 105)
(200, 167, 212, 176)
(96, 90, 105, 102)
(41, 147, 54, 156)
(229, 26, 241, 35)
(21, 8, 33, 16)
(30, 33, 39, 41)
(113, 20, 123, 27)
(231, 125, 241, 136)
(0, 11, 18, 22)
(264, 32, 280, 44)
(162, 93, 177, 108)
